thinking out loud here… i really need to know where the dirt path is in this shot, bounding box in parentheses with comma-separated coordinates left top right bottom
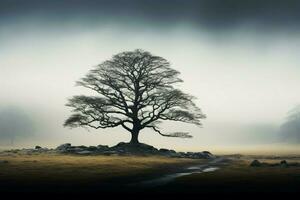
(129, 157, 229, 187)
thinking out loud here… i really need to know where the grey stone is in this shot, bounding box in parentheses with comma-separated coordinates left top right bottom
(159, 148, 170, 153)
(5, 142, 215, 159)
(97, 145, 109, 149)
(250, 160, 261, 167)
(97, 145, 110, 152)
(0, 160, 8, 164)
(102, 151, 118, 155)
(203, 151, 212, 155)
(86, 146, 98, 151)
(56, 143, 71, 151)
(76, 145, 87, 149)
(76, 150, 93, 155)
(35, 147, 49, 152)
(280, 160, 288, 167)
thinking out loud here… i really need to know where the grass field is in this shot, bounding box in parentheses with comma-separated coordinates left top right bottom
(161, 157, 300, 194)
(0, 153, 299, 195)
(0, 153, 201, 187)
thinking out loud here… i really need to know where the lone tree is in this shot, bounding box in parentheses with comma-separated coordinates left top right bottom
(64, 49, 205, 145)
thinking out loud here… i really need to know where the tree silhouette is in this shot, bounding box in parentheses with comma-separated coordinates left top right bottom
(279, 105, 300, 143)
(64, 49, 205, 145)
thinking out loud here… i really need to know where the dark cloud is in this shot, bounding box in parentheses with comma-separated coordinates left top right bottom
(0, 0, 300, 31)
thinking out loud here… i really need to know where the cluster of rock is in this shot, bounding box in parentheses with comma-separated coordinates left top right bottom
(55, 142, 215, 159)
(250, 159, 299, 167)
(2, 146, 53, 155)
(1, 142, 215, 159)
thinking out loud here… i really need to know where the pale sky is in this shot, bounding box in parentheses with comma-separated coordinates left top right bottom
(1, 0, 300, 154)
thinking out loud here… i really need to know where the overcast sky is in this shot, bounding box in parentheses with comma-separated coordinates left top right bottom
(0, 0, 300, 153)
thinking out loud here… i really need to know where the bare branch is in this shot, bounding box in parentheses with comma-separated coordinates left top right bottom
(149, 126, 193, 138)
(64, 49, 206, 140)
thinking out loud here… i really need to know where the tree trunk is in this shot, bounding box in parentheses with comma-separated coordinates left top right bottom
(130, 129, 140, 145)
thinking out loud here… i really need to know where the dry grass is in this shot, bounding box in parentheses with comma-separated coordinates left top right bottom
(168, 158, 300, 193)
(0, 153, 201, 183)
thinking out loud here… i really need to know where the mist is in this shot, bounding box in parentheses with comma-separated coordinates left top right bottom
(1, 0, 300, 154)
(279, 105, 300, 143)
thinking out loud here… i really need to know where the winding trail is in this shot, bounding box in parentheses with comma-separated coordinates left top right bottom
(129, 157, 228, 187)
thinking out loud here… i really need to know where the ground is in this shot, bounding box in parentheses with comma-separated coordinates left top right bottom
(162, 156, 300, 194)
(0, 153, 299, 197)
(0, 153, 202, 194)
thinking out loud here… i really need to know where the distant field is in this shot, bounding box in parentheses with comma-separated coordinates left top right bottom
(0, 153, 299, 195)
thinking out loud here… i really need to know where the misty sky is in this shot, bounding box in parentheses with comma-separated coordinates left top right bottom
(1, 0, 300, 153)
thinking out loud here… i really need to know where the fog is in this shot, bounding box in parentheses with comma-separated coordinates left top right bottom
(279, 105, 300, 144)
(0, 0, 300, 154)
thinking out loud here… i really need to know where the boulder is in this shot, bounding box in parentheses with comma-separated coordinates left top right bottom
(67, 147, 86, 153)
(56, 143, 71, 152)
(203, 151, 212, 155)
(201, 151, 215, 159)
(102, 151, 118, 156)
(250, 160, 261, 167)
(159, 148, 170, 153)
(86, 146, 98, 151)
(280, 160, 288, 167)
(77, 145, 87, 149)
(43, 142, 215, 159)
(177, 152, 187, 158)
(35, 147, 49, 152)
(111, 142, 159, 155)
(0, 160, 8, 164)
(76, 150, 93, 155)
(97, 145, 109, 150)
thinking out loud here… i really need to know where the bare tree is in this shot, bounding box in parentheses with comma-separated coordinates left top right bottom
(64, 49, 205, 145)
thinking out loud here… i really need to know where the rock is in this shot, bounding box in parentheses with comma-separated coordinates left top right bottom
(158, 148, 180, 157)
(26, 142, 215, 159)
(97, 145, 109, 149)
(77, 145, 87, 149)
(139, 143, 157, 150)
(114, 142, 126, 148)
(0, 160, 8, 164)
(96, 145, 110, 152)
(159, 148, 170, 153)
(86, 146, 98, 151)
(102, 151, 118, 156)
(111, 142, 159, 155)
(201, 151, 215, 159)
(250, 160, 261, 167)
(67, 147, 85, 153)
(35, 147, 49, 153)
(76, 150, 93, 155)
(185, 152, 196, 159)
(280, 160, 288, 167)
(18, 149, 36, 155)
(192, 152, 204, 159)
(169, 150, 176, 154)
(177, 152, 187, 158)
(56, 143, 71, 151)
(203, 151, 212, 155)
(8, 149, 20, 153)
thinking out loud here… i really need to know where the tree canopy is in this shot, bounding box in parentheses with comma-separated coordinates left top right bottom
(64, 49, 205, 144)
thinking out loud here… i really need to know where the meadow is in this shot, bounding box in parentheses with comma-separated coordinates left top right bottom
(0, 152, 299, 195)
